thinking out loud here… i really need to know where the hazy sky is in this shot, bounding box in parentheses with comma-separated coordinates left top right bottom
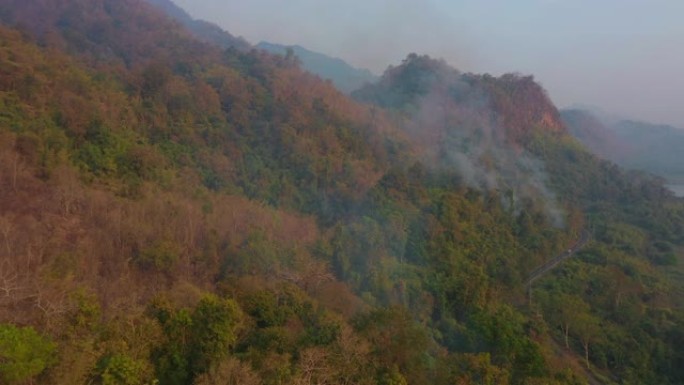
(174, 0, 684, 127)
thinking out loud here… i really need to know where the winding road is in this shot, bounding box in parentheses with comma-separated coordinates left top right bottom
(526, 230, 591, 288)
(525, 230, 599, 384)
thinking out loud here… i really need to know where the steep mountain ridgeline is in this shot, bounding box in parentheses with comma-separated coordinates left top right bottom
(0, 1, 683, 384)
(477, 72, 565, 139)
(144, 0, 251, 51)
(0, 0, 213, 68)
(353, 54, 565, 141)
(353, 54, 568, 227)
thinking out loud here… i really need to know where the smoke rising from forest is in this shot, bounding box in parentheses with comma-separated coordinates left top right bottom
(368, 57, 566, 227)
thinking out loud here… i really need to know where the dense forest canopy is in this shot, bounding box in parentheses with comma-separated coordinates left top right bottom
(0, 1, 683, 385)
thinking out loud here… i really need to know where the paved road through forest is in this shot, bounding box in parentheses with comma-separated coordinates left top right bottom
(526, 230, 591, 288)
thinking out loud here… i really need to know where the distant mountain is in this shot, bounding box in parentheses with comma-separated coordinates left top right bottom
(257, 41, 378, 94)
(614, 120, 684, 182)
(561, 109, 629, 160)
(562, 109, 684, 183)
(145, 0, 251, 50)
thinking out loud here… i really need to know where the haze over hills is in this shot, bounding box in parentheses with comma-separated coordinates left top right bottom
(151, 0, 378, 94)
(0, 1, 682, 385)
(563, 109, 684, 185)
(257, 42, 378, 94)
(171, 0, 684, 129)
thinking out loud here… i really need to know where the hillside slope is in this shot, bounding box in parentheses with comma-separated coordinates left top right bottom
(355, 54, 684, 383)
(0, 2, 682, 385)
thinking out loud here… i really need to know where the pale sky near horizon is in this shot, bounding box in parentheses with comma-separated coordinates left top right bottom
(173, 0, 684, 127)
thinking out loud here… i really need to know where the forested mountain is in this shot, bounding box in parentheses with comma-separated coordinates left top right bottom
(143, 0, 251, 51)
(0, 1, 683, 385)
(563, 109, 684, 183)
(257, 42, 378, 94)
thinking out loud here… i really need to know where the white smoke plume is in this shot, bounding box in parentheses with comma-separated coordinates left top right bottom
(393, 61, 566, 227)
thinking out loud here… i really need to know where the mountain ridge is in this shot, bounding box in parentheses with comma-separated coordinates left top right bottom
(257, 41, 378, 94)
(144, 0, 251, 51)
(0, 1, 682, 384)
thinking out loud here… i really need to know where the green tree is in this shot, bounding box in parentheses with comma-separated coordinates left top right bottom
(574, 313, 601, 369)
(471, 306, 546, 382)
(150, 305, 194, 385)
(0, 324, 56, 384)
(92, 353, 153, 385)
(149, 294, 245, 384)
(189, 295, 244, 375)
